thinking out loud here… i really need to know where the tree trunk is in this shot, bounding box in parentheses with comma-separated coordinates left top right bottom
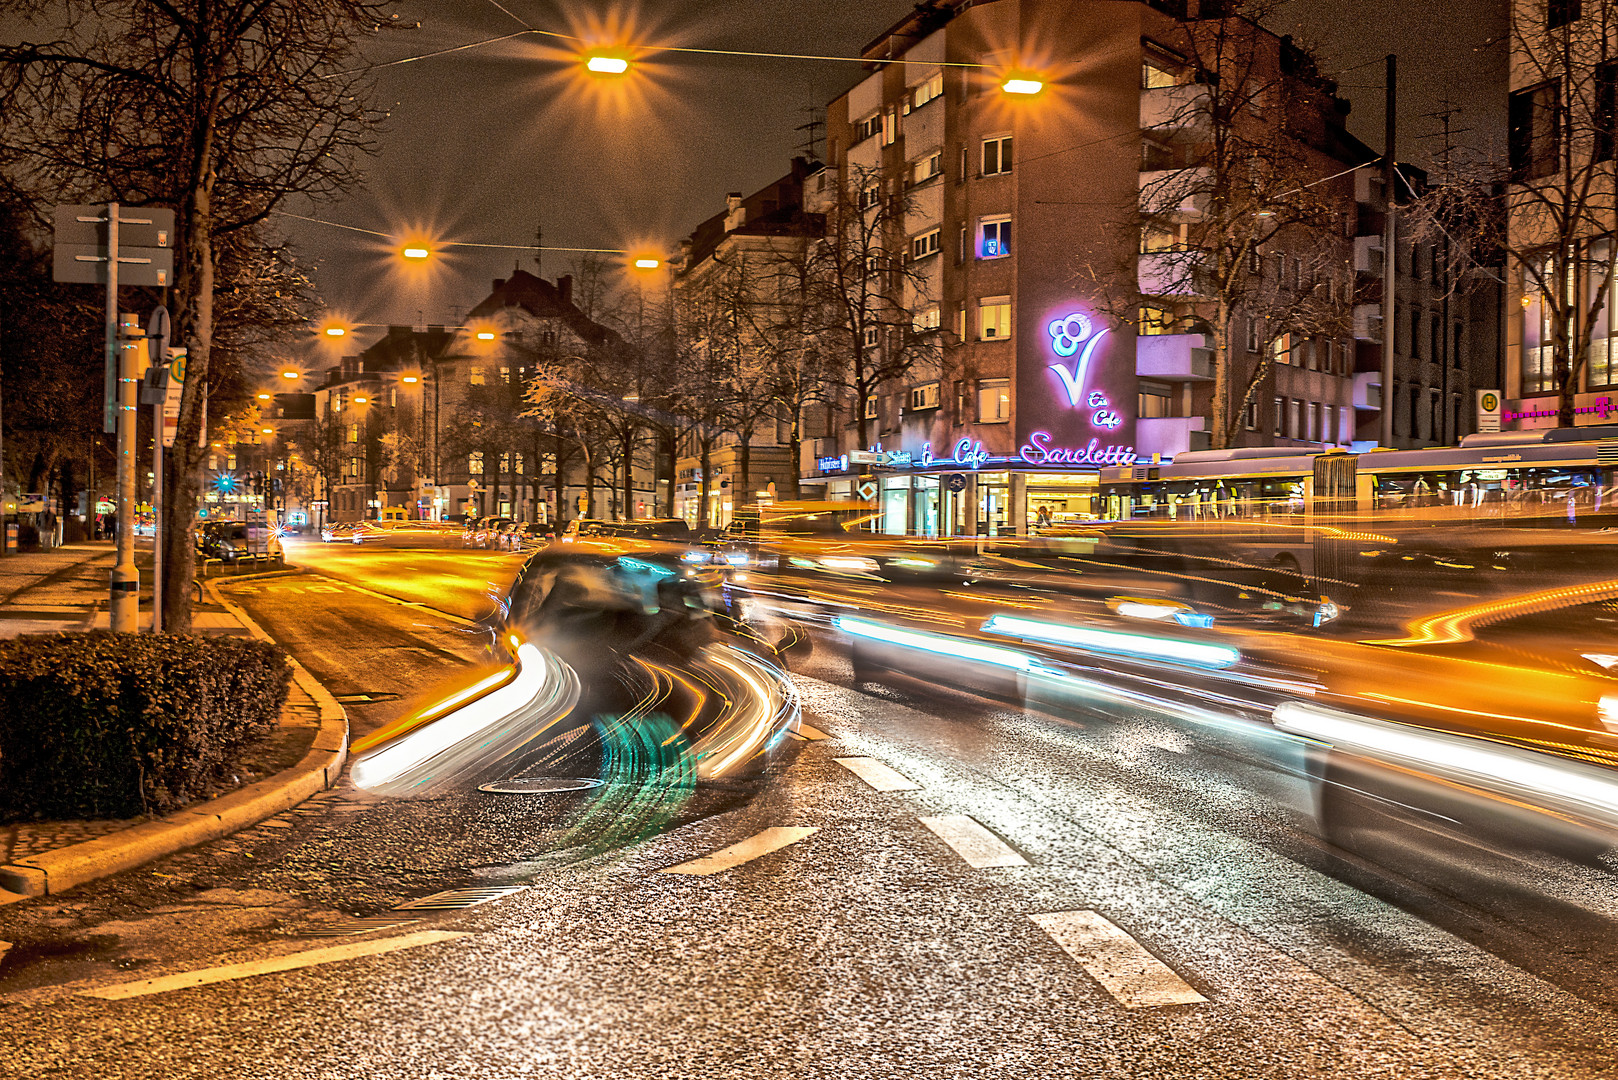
(620, 426, 635, 520)
(552, 431, 566, 528)
(583, 446, 596, 519)
(786, 410, 803, 499)
(698, 435, 713, 528)
(1211, 299, 1233, 450)
(660, 430, 677, 516)
(737, 430, 752, 522)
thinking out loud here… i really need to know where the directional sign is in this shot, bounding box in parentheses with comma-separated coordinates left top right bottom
(848, 450, 885, 465)
(53, 243, 173, 287)
(54, 205, 174, 248)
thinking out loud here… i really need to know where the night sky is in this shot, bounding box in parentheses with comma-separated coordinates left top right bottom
(283, 0, 1506, 340)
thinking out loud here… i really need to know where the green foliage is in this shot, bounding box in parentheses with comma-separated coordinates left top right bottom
(0, 632, 292, 821)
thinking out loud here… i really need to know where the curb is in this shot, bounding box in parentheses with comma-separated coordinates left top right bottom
(0, 584, 348, 898)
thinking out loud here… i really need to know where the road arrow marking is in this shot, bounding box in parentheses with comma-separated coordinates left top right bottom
(1030, 910, 1207, 1008)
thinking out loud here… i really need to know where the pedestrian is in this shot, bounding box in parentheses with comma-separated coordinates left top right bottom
(1035, 504, 1052, 529)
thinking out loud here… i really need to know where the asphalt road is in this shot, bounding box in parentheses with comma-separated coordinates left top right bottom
(3, 547, 1618, 1077)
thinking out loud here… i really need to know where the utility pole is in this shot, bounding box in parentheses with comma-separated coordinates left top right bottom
(112, 308, 141, 632)
(1380, 55, 1398, 448)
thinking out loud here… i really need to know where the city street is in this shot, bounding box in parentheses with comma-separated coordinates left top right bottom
(3, 542, 1618, 1078)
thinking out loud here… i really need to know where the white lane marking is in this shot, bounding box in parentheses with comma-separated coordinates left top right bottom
(659, 827, 818, 876)
(1029, 911, 1207, 1008)
(918, 815, 1028, 868)
(835, 756, 920, 792)
(78, 930, 468, 1001)
(793, 721, 830, 741)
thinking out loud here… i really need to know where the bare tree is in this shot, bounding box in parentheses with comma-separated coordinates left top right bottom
(0, 0, 386, 629)
(808, 164, 940, 449)
(1084, 4, 1353, 448)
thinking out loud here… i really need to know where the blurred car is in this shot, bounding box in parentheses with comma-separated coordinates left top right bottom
(503, 522, 550, 551)
(198, 521, 252, 562)
(321, 521, 358, 543)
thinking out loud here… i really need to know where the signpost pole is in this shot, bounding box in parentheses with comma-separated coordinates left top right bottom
(103, 202, 118, 436)
(111, 303, 141, 633)
(152, 386, 164, 633)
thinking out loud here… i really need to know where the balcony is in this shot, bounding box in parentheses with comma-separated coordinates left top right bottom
(1352, 304, 1383, 342)
(1137, 416, 1209, 458)
(1353, 371, 1383, 410)
(1136, 333, 1214, 381)
(1352, 235, 1383, 274)
(1139, 168, 1211, 219)
(1138, 250, 1208, 297)
(1140, 83, 1211, 133)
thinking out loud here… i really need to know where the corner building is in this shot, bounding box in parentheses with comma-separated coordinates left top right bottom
(807, 0, 1369, 534)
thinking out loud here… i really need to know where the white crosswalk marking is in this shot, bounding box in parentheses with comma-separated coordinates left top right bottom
(793, 720, 830, 741)
(659, 827, 818, 876)
(79, 930, 468, 1001)
(918, 815, 1028, 868)
(1029, 910, 1207, 1008)
(835, 756, 920, 791)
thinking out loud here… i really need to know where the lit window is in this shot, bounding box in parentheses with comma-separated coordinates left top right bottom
(980, 217, 1011, 258)
(982, 135, 1013, 176)
(469, 366, 486, 386)
(469, 452, 483, 474)
(911, 228, 941, 260)
(909, 382, 941, 410)
(910, 72, 944, 111)
(856, 114, 882, 142)
(911, 151, 943, 186)
(976, 378, 1011, 423)
(863, 326, 881, 349)
(979, 296, 1012, 340)
(1139, 304, 1174, 336)
(864, 395, 880, 419)
(913, 306, 941, 332)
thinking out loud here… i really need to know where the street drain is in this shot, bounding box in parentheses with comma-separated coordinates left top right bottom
(478, 777, 602, 794)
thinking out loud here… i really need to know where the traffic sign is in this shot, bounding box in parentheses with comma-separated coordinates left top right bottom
(53, 243, 173, 287)
(1477, 389, 1502, 433)
(857, 480, 878, 501)
(943, 473, 968, 493)
(848, 450, 885, 465)
(54, 205, 174, 248)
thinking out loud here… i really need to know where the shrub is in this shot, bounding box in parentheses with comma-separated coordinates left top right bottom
(0, 631, 292, 820)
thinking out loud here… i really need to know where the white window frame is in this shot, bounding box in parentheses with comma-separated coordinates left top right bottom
(976, 378, 1011, 423)
(863, 394, 880, 420)
(913, 306, 941, 332)
(911, 228, 941, 261)
(982, 134, 1013, 176)
(910, 72, 944, 112)
(978, 295, 1012, 340)
(911, 151, 943, 186)
(909, 381, 941, 410)
(980, 216, 1011, 259)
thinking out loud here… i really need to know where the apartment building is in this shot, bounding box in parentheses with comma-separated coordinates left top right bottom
(800, 0, 1379, 534)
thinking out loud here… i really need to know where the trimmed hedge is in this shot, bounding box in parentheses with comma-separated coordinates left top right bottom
(0, 632, 292, 821)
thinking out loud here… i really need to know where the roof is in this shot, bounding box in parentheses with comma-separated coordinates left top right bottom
(465, 269, 619, 347)
(681, 157, 824, 271)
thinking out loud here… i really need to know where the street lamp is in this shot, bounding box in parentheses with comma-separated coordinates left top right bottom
(1002, 76, 1044, 95)
(281, 369, 301, 379)
(401, 246, 431, 260)
(585, 53, 630, 75)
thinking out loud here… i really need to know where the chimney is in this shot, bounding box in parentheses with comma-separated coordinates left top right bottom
(493, 278, 506, 292)
(725, 192, 746, 232)
(558, 274, 573, 304)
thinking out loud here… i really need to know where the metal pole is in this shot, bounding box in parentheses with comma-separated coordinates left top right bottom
(1380, 55, 1397, 449)
(0, 314, 7, 558)
(110, 307, 140, 632)
(152, 384, 164, 633)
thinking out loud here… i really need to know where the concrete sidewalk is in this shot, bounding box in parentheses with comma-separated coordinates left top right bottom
(0, 542, 247, 638)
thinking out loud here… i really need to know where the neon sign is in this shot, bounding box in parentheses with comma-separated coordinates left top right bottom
(1018, 431, 1135, 467)
(917, 435, 1135, 470)
(1047, 313, 1112, 408)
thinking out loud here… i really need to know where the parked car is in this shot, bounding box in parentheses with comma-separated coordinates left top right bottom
(198, 521, 252, 563)
(503, 522, 552, 552)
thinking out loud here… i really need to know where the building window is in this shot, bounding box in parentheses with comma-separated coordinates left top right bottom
(1273, 396, 1286, 438)
(469, 366, 486, 386)
(909, 382, 941, 410)
(469, 452, 483, 474)
(958, 225, 969, 263)
(954, 307, 967, 340)
(1289, 399, 1302, 440)
(347, 424, 358, 444)
(911, 228, 941, 260)
(1509, 81, 1560, 180)
(955, 379, 972, 421)
(1139, 304, 1174, 336)
(1246, 318, 1260, 352)
(1138, 381, 1174, 418)
(982, 135, 1013, 176)
(882, 109, 898, 146)
(857, 184, 881, 211)
(1272, 333, 1293, 365)
(911, 151, 943, 186)
(1247, 247, 1262, 274)
(1142, 46, 1189, 88)
(979, 295, 1012, 340)
(856, 114, 882, 143)
(863, 325, 881, 349)
(1244, 399, 1260, 430)
(1550, 0, 1582, 28)
(980, 217, 1011, 258)
(977, 379, 1011, 423)
(910, 72, 944, 111)
(863, 395, 880, 420)
(913, 306, 941, 332)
